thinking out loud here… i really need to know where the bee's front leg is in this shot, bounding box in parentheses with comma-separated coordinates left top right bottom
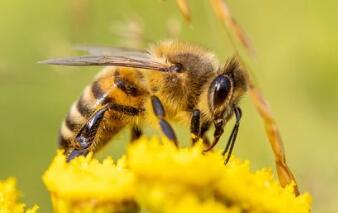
(151, 95, 178, 146)
(189, 109, 212, 146)
(190, 109, 201, 144)
(200, 122, 211, 146)
(203, 119, 225, 152)
(67, 103, 143, 162)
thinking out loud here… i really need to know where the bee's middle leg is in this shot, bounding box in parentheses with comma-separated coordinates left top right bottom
(131, 125, 142, 141)
(67, 103, 143, 161)
(151, 95, 178, 146)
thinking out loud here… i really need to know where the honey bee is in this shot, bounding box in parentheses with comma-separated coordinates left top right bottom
(41, 41, 247, 162)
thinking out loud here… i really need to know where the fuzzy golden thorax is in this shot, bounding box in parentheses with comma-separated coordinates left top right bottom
(148, 41, 247, 125)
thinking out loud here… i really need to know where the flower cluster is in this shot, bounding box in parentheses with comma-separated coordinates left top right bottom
(42, 151, 137, 213)
(0, 178, 38, 213)
(42, 137, 311, 213)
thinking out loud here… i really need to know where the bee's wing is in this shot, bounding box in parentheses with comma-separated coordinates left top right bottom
(74, 45, 149, 58)
(39, 49, 173, 72)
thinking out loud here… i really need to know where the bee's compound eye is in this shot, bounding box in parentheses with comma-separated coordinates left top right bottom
(211, 76, 231, 108)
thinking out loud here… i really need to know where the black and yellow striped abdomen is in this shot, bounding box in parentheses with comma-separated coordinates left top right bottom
(58, 67, 149, 153)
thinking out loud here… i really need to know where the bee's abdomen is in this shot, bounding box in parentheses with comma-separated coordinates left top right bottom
(58, 67, 148, 151)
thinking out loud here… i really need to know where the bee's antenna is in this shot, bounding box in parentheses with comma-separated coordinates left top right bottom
(222, 107, 241, 164)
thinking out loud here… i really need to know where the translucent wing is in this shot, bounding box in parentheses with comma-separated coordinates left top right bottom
(74, 45, 149, 58)
(39, 46, 177, 72)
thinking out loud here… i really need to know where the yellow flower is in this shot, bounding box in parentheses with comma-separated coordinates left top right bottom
(127, 137, 311, 213)
(127, 137, 225, 187)
(43, 137, 311, 213)
(0, 178, 39, 213)
(42, 151, 138, 213)
(164, 194, 241, 213)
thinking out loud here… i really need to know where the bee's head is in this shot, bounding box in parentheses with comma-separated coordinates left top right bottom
(208, 57, 247, 122)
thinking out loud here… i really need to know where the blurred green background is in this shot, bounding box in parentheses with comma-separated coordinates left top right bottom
(0, 0, 337, 212)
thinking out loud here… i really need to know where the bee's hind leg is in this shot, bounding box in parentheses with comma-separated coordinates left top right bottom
(151, 95, 178, 146)
(67, 149, 90, 162)
(67, 106, 107, 162)
(67, 103, 143, 162)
